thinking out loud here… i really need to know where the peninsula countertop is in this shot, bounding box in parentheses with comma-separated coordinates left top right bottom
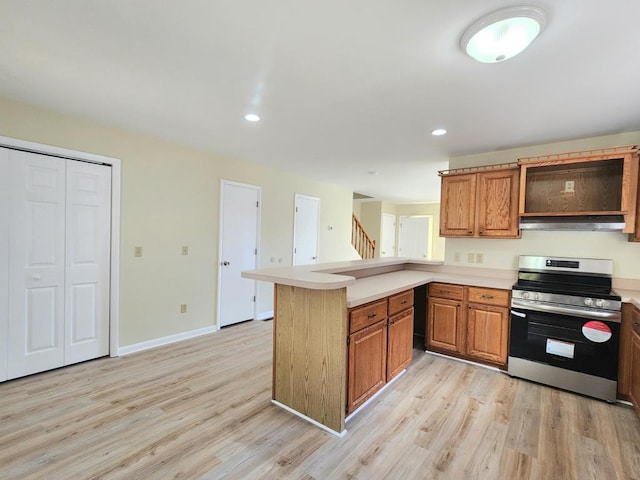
(242, 258, 518, 308)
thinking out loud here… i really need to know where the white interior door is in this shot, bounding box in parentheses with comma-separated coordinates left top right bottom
(293, 194, 320, 265)
(65, 161, 111, 365)
(219, 181, 260, 327)
(380, 213, 396, 257)
(8, 150, 66, 379)
(398, 215, 430, 259)
(0, 149, 8, 381)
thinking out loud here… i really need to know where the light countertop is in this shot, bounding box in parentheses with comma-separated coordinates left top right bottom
(242, 257, 443, 290)
(243, 257, 640, 309)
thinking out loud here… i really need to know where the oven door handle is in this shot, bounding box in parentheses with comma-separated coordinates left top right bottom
(511, 299, 621, 322)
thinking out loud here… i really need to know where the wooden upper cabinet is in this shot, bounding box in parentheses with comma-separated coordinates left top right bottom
(518, 145, 639, 235)
(440, 173, 476, 236)
(632, 169, 640, 242)
(439, 167, 520, 238)
(477, 169, 520, 238)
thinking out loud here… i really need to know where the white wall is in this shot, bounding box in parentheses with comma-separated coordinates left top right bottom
(447, 131, 640, 279)
(0, 96, 357, 346)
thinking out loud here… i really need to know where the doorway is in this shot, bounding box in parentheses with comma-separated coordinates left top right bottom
(398, 215, 431, 259)
(218, 180, 261, 328)
(292, 194, 320, 266)
(380, 213, 396, 257)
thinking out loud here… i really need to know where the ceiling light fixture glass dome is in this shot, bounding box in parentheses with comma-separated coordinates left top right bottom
(461, 6, 547, 63)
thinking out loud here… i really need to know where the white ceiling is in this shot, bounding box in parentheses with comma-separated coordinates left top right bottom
(1, 1, 639, 203)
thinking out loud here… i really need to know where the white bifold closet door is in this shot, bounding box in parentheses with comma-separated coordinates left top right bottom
(6, 149, 111, 379)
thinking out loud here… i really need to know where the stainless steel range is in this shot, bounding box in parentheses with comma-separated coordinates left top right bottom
(508, 255, 621, 402)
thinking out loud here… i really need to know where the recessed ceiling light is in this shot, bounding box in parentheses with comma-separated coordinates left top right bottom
(368, 171, 379, 176)
(245, 113, 260, 122)
(461, 6, 547, 63)
(432, 128, 447, 136)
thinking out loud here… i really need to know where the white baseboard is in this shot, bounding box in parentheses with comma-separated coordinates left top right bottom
(255, 311, 274, 321)
(271, 400, 347, 437)
(118, 325, 217, 356)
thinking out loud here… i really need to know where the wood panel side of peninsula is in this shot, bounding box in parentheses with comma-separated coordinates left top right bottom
(273, 284, 348, 434)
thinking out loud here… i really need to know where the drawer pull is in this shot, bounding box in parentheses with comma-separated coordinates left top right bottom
(440, 290, 450, 294)
(400, 300, 407, 305)
(481, 294, 494, 300)
(367, 313, 378, 319)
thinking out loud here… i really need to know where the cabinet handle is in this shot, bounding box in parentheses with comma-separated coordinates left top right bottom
(481, 294, 494, 300)
(468, 230, 473, 234)
(367, 313, 377, 319)
(400, 300, 407, 305)
(479, 231, 484, 235)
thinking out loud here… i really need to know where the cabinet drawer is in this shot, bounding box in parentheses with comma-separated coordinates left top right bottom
(429, 283, 464, 301)
(388, 289, 414, 316)
(350, 299, 388, 333)
(467, 287, 509, 307)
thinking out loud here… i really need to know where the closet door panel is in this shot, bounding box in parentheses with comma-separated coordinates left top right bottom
(0, 148, 8, 381)
(8, 151, 66, 379)
(65, 161, 111, 365)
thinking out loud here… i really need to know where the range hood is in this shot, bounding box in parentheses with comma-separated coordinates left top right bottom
(519, 215, 626, 231)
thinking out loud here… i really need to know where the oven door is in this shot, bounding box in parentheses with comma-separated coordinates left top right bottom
(509, 304, 620, 380)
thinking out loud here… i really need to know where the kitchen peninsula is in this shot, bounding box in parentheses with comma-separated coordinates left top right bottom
(242, 258, 515, 435)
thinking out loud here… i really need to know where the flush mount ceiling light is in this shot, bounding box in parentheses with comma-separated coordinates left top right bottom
(244, 113, 260, 122)
(432, 128, 447, 136)
(461, 5, 547, 63)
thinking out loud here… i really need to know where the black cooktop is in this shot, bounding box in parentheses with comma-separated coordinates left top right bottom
(513, 270, 621, 301)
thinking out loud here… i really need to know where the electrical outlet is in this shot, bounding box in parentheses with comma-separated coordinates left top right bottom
(564, 180, 575, 193)
(180, 304, 187, 314)
(467, 253, 475, 263)
(454, 252, 461, 262)
(134, 246, 142, 257)
(182, 245, 189, 256)
(476, 253, 484, 264)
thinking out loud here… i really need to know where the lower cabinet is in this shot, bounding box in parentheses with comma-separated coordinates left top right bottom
(466, 303, 509, 364)
(427, 298, 463, 354)
(347, 319, 387, 413)
(427, 283, 510, 368)
(387, 307, 415, 380)
(630, 329, 640, 416)
(347, 289, 414, 414)
(619, 303, 640, 416)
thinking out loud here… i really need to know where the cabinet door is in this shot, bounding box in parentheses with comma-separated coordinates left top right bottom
(466, 303, 509, 365)
(476, 169, 520, 238)
(618, 304, 635, 398)
(347, 320, 387, 414)
(630, 327, 640, 417)
(440, 174, 476, 237)
(387, 308, 414, 380)
(427, 298, 463, 354)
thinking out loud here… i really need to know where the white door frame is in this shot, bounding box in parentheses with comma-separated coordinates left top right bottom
(292, 193, 320, 265)
(217, 179, 261, 330)
(0, 135, 121, 357)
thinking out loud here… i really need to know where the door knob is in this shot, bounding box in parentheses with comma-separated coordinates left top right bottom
(222, 261, 230, 266)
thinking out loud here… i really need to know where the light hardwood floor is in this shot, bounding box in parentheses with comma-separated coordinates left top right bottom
(1, 320, 639, 479)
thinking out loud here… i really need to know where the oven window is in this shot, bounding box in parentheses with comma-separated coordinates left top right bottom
(509, 308, 619, 380)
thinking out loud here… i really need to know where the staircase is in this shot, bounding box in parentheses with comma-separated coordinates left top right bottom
(352, 214, 376, 259)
